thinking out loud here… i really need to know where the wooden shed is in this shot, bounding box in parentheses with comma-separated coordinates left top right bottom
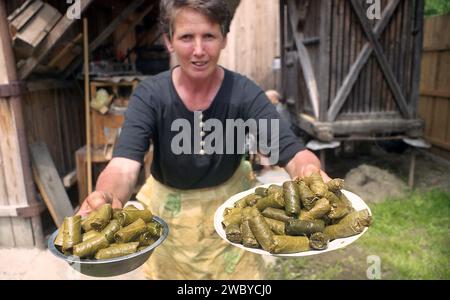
(281, 0, 425, 141)
(0, 0, 244, 248)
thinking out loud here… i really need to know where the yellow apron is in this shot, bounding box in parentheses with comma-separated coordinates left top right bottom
(136, 161, 266, 280)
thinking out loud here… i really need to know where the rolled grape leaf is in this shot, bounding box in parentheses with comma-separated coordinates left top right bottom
(82, 230, 101, 242)
(326, 190, 353, 219)
(241, 207, 261, 248)
(283, 181, 300, 216)
(114, 218, 148, 243)
(338, 209, 372, 227)
(95, 242, 139, 259)
(225, 223, 242, 244)
(234, 194, 261, 208)
(73, 235, 109, 258)
(296, 180, 318, 210)
(272, 235, 310, 254)
(309, 232, 328, 250)
(146, 220, 163, 237)
(138, 231, 157, 247)
(254, 192, 285, 211)
(222, 207, 243, 227)
(62, 216, 82, 254)
(303, 171, 327, 198)
(267, 184, 283, 195)
(285, 219, 325, 236)
(100, 219, 122, 243)
(54, 221, 66, 247)
(264, 217, 285, 235)
(324, 218, 365, 240)
(326, 178, 344, 192)
(247, 207, 276, 252)
(114, 208, 153, 226)
(261, 207, 293, 222)
(91, 204, 112, 231)
(240, 220, 259, 248)
(299, 198, 331, 221)
(254, 187, 268, 197)
(124, 204, 139, 210)
(81, 209, 99, 232)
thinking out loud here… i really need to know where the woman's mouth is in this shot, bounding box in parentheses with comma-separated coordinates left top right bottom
(192, 61, 208, 68)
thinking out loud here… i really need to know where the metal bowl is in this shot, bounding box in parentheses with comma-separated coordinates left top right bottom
(48, 216, 169, 277)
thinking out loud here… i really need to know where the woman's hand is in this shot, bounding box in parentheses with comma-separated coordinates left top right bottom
(76, 191, 123, 216)
(299, 163, 331, 182)
(285, 150, 331, 182)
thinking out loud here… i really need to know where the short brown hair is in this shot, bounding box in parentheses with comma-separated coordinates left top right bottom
(159, 0, 232, 39)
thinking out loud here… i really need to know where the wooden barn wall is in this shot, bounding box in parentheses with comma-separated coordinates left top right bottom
(418, 14, 450, 153)
(219, 0, 280, 91)
(22, 83, 85, 177)
(331, 0, 417, 118)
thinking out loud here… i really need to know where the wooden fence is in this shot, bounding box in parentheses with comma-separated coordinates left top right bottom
(418, 14, 450, 158)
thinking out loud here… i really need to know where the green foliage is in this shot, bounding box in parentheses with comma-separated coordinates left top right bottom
(425, 0, 450, 16)
(267, 189, 450, 279)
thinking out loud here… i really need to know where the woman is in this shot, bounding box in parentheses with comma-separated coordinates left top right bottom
(78, 0, 329, 279)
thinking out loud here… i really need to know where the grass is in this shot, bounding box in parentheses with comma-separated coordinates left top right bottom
(267, 189, 450, 279)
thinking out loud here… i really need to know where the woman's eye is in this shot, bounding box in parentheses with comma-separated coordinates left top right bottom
(180, 35, 192, 41)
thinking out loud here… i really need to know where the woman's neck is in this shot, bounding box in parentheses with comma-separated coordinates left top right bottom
(172, 66, 224, 111)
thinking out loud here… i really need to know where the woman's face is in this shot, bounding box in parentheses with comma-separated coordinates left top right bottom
(165, 8, 227, 80)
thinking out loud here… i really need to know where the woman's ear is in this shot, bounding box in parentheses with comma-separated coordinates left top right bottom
(163, 34, 174, 53)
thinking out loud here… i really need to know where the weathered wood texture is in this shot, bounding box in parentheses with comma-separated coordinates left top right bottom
(219, 0, 280, 91)
(0, 0, 42, 247)
(418, 14, 450, 151)
(30, 142, 74, 227)
(282, 0, 425, 140)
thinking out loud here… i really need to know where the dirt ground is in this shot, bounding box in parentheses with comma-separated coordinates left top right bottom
(0, 142, 448, 279)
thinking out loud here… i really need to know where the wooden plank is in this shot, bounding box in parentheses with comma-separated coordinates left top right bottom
(349, 0, 410, 118)
(30, 142, 73, 227)
(0, 0, 42, 247)
(9, 0, 43, 34)
(7, 0, 33, 23)
(114, 3, 155, 56)
(18, 0, 94, 80)
(420, 89, 450, 98)
(64, 0, 145, 78)
(409, 0, 424, 117)
(318, 0, 331, 121)
(327, 0, 401, 121)
(418, 96, 433, 136)
(287, 0, 320, 119)
(430, 98, 449, 142)
(13, 3, 61, 58)
(436, 51, 450, 94)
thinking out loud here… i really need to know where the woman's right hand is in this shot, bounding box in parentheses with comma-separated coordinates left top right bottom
(76, 191, 123, 216)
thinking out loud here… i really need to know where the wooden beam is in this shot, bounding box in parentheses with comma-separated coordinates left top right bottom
(64, 0, 145, 77)
(114, 3, 156, 48)
(410, 0, 424, 118)
(18, 0, 94, 80)
(30, 142, 74, 227)
(327, 0, 401, 121)
(0, 0, 43, 247)
(350, 0, 410, 118)
(287, 0, 320, 119)
(318, 0, 331, 121)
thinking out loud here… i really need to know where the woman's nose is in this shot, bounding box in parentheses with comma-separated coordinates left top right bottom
(193, 39, 205, 56)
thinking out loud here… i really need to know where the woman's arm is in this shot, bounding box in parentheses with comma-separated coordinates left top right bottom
(284, 149, 331, 181)
(77, 157, 141, 215)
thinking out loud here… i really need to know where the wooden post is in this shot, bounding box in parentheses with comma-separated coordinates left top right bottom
(0, 0, 43, 248)
(83, 18, 92, 195)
